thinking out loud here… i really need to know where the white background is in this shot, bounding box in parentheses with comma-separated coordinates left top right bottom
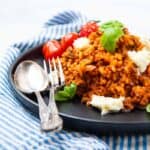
(0, 0, 150, 55)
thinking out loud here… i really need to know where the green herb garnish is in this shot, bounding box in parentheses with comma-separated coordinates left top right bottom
(55, 83, 77, 101)
(146, 104, 150, 113)
(100, 20, 124, 52)
(101, 20, 124, 31)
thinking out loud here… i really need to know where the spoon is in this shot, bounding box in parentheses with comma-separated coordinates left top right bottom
(13, 60, 52, 130)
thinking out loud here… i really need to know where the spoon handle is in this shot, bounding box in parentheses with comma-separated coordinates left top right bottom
(35, 91, 63, 131)
(47, 87, 63, 130)
(35, 92, 48, 125)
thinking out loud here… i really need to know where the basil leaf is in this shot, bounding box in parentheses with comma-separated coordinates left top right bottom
(55, 83, 77, 101)
(68, 83, 77, 98)
(55, 95, 69, 101)
(64, 85, 72, 95)
(101, 27, 124, 52)
(55, 91, 70, 101)
(101, 20, 124, 31)
(100, 20, 124, 52)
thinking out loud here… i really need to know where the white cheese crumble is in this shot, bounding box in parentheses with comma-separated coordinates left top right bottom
(90, 95, 125, 115)
(128, 49, 150, 73)
(73, 37, 90, 49)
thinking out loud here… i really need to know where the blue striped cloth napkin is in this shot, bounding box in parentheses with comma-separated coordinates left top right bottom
(0, 10, 148, 150)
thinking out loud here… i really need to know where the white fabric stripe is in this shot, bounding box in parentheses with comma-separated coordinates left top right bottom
(0, 83, 12, 95)
(0, 98, 39, 127)
(132, 135, 136, 150)
(0, 56, 15, 70)
(0, 116, 31, 143)
(55, 23, 61, 39)
(24, 38, 35, 50)
(0, 103, 39, 131)
(38, 30, 47, 45)
(0, 93, 21, 106)
(46, 136, 72, 149)
(48, 132, 82, 144)
(109, 136, 113, 150)
(0, 84, 16, 98)
(139, 135, 143, 150)
(43, 28, 52, 42)
(43, 137, 75, 149)
(50, 25, 56, 40)
(142, 135, 147, 150)
(27, 138, 60, 150)
(118, 136, 121, 150)
(0, 124, 24, 146)
(0, 104, 39, 134)
(0, 96, 20, 109)
(0, 133, 18, 150)
(0, 107, 40, 139)
(55, 132, 72, 143)
(19, 42, 27, 52)
(123, 135, 128, 150)
(0, 59, 18, 75)
(147, 135, 150, 149)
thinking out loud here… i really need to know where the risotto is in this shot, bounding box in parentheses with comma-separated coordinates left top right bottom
(60, 27, 150, 111)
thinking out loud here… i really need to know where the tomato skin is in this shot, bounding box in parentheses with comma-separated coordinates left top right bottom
(43, 40, 63, 60)
(61, 32, 78, 50)
(79, 21, 98, 37)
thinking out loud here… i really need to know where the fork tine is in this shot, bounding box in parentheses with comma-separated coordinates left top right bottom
(52, 58, 59, 87)
(48, 59, 54, 86)
(52, 58, 57, 72)
(43, 60, 48, 74)
(48, 59, 52, 73)
(57, 57, 65, 86)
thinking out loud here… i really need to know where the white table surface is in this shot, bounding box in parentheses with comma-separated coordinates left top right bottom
(0, 0, 150, 55)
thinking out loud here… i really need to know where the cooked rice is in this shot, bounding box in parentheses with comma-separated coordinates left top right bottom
(60, 29, 150, 110)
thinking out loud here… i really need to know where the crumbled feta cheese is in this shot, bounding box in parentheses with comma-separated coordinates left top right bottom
(73, 37, 90, 49)
(128, 49, 150, 73)
(90, 95, 124, 115)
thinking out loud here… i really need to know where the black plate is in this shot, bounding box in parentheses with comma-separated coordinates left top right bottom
(9, 45, 150, 135)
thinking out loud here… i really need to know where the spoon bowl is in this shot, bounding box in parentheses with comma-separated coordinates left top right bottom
(14, 60, 49, 93)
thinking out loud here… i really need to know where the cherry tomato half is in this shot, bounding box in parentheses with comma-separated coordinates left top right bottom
(79, 21, 98, 37)
(61, 32, 78, 50)
(43, 40, 63, 60)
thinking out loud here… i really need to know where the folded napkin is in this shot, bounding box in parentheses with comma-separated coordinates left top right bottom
(0, 10, 149, 150)
(0, 10, 109, 150)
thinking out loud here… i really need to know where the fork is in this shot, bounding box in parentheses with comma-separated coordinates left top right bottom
(42, 57, 64, 131)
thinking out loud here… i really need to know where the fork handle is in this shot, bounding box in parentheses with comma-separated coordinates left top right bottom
(48, 88, 59, 113)
(35, 91, 63, 131)
(46, 88, 63, 130)
(35, 92, 48, 124)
